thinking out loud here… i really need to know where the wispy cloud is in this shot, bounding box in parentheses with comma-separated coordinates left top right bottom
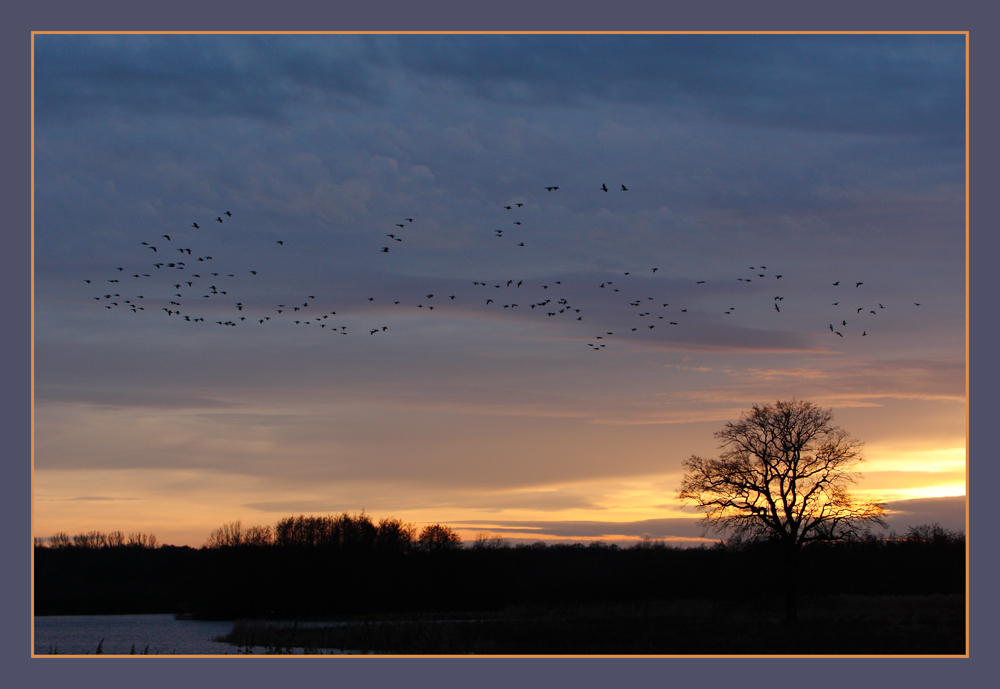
(452, 517, 715, 540)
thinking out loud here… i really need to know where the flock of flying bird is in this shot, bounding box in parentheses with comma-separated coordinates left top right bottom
(82, 182, 922, 351)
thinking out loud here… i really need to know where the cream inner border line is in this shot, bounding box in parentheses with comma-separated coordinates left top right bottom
(27, 28, 971, 659)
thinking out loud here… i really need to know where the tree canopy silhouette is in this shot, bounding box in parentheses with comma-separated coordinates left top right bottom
(418, 523, 462, 551)
(677, 399, 886, 623)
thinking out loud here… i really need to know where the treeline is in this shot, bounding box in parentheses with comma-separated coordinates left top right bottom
(34, 517, 964, 619)
(36, 530, 159, 550)
(202, 514, 461, 552)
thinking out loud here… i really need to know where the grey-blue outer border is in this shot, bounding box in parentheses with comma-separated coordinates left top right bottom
(3, 1, 993, 687)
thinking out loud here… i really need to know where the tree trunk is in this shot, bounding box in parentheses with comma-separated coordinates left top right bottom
(784, 546, 799, 627)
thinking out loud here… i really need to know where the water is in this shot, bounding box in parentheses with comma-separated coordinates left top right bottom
(32, 614, 344, 655)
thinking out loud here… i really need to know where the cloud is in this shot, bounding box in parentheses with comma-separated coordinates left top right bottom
(34, 35, 391, 124)
(452, 496, 967, 541)
(880, 495, 966, 533)
(40, 496, 142, 502)
(245, 489, 600, 516)
(35, 34, 964, 144)
(451, 517, 715, 540)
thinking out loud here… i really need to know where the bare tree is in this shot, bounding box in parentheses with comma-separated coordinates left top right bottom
(126, 532, 158, 549)
(205, 520, 245, 548)
(73, 531, 108, 549)
(472, 532, 510, 550)
(48, 532, 71, 549)
(678, 399, 886, 623)
(243, 524, 273, 547)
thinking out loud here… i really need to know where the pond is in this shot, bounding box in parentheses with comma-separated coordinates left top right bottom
(33, 614, 351, 656)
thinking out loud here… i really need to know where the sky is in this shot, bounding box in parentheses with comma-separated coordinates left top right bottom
(31, 33, 967, 548)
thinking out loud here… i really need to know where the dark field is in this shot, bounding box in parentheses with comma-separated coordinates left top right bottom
(216, 594, 965, 655)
